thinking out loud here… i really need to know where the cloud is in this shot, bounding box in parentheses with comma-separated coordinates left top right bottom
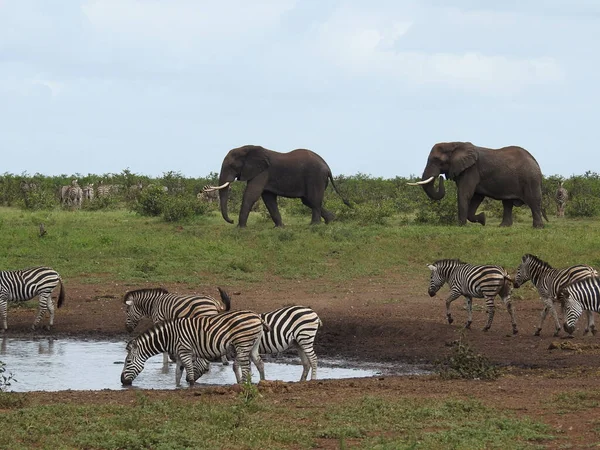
(315, 4, 565, 94)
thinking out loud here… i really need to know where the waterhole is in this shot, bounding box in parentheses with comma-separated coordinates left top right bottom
(0, 337, 429, 392)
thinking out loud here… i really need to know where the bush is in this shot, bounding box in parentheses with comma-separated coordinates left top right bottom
(436, 335, 499, 380)
(162, 196, 195, 222)
(132, 184, 168, 217)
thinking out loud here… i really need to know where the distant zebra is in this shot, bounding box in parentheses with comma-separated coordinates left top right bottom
(97, 182, 119, 197)
(60, 180, 83, 208)
(427, 259, 517, 334)
(121, 310, 267, 387)
(82, 184, 94, 202)
(560, 277, 600, 335)
(123, 287, 232, 364)
(514, 254, 597, 336)
(0, 267, 65, 332)
(555, 181, 568, 217)
(197, 190, 219, 203)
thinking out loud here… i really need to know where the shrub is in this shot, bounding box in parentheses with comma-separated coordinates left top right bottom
(436, 335, 499, 380)
(132, 184, 168, 217)
(161, 196, 195, 222)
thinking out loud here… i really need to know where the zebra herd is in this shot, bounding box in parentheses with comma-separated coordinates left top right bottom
(427, 254, 599, 338)
(3, 250, 600, 388)
(121, 287, 322, 386)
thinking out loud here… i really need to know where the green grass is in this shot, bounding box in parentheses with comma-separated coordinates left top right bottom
(0, 207, 599, 290)
(0, 393, 553, 449)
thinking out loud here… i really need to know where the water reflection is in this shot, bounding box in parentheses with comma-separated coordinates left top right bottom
(0, 337, 428, 392)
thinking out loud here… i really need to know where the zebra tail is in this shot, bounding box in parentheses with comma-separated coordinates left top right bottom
(504, 275, 515, 284)
(261, 318, 271, 332)
(217, 287, 231, 311)
(57, 279, 65, 308)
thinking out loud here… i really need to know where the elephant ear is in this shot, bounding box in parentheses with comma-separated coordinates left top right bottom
(448, 143, 478, 179)
(240, 146, 270, 181)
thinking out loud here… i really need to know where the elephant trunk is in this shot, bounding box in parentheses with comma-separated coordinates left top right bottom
(420, 169, 445, 201)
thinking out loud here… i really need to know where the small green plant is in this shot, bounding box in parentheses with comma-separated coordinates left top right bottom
(132, 184, 168, 217)
(436, 334, 500, 380)
(238, 374, 260, 407)
(0, 360, 16, 391)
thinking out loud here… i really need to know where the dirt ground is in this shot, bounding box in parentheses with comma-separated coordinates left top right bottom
(6, 274, 600, 447)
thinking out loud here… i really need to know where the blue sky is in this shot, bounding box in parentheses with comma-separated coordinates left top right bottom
(1, 1, 598, 179)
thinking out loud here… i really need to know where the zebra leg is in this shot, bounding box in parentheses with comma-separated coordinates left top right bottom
(535, 298, 552, 336)
(46, 294, 55, 330)
(250, 338, 265, 381)
(232, 360, 242, 384)
(175, 356, 184, 387)
(464, 296, 473, 329)
(0, 296, 8, 332)
(504, 297, 518, 335)
(32, 293, 49, 331)
(294, 342, 312, 381)
(297, 335, 319, 380)
(234, 346, 253, 384)
(583, 311, 596, 335)
(546, 298, 562, 337)
(163, 352, 170, 365)
(482, 298, 495, 331)
(221, 355, 229, 366)
(445, 292, 462, 324)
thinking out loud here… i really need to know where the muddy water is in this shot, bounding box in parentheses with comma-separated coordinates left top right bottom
(0, 337, 429, 392)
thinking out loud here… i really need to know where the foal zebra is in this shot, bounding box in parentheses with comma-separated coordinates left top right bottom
(0, 267, 65, 331)
(427, 259, 517, 334)
(560, 276, 600, 335)
(121, 310, 267, 386)
(123, 287, 232, 364)
(514, 254, 597, 336)
(555, 182, 568, 217)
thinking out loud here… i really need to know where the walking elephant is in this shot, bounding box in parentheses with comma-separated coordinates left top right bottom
(204, 145, 350, 227)
(408, 142, 547, 228)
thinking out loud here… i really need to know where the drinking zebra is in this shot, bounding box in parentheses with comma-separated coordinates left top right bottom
(555, 181, 568, 217)
(120, 310, 268, 386)
(514, 254, 597, 336)
(560, 276, 600, 335)
(427, 259, 517, 334)
(0, 267, 65, 332)
(123, 286, 232, 364)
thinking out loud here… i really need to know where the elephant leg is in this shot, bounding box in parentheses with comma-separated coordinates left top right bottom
(300, 198, 322, 225)
(238, 174, 268, 227)
(261, 192, 283, 227)
(457, 183, 476, 226)
(499, 200, 514, 227)
(467, 194, 486, 225)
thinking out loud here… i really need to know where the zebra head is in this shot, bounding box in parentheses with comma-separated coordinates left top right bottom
(561, 290, 583, 335)
(121, 339, 146, 385)
(192, 358, 210, 382)
(124, 298, 143, 332)
(514, 254, 534, 288)
(427, 263, 445, 297)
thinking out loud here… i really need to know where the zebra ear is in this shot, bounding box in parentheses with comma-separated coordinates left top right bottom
(125, 299, 133, 306)
(427, 264, 436, 271)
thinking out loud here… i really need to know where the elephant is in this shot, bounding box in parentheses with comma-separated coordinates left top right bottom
(408, 142, 547, 228)
(204, 145, 350, 227)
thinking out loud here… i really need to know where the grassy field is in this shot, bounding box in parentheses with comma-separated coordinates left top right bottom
(1, 207, 600, 448)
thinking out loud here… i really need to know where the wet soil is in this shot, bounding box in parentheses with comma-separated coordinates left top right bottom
(5, 274, 600, 447)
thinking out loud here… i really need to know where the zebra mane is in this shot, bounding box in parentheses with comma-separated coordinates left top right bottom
(123, 287, 169, 304)
(523, 254, 553, 269)
(433, 258, 465, 266)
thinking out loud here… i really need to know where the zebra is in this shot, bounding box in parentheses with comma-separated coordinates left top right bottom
(560, 276, 600, 335)
(226, 305, 322, 382)
(60, 180, 83, 208)
(427, 259, 517, 334)
(0, 267, 65, 332)
(120, 310, 268, 387)
(82, 184, 94, 202)
(97, 182, 119, 197)
(123, 286, 232, 364)
(197, 189, 219, 203)
(513, 254, 597, 336)
(555, 181, 568, 217)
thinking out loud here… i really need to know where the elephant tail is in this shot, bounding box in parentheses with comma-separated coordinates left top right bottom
(542, 207, 549, 222)
(328, 172, 352, 208)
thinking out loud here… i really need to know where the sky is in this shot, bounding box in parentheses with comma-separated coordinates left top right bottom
(1, 0, 599, 179)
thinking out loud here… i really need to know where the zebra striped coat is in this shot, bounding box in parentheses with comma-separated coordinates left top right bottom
(427, 259, 517, 334)
(514, 254, 597, 336)
(232, 305, 322, 382)
(559, 276, 600, 335)
(555, 182, 568, 217)
(123, 287, 231, 364)
(121, 310, 267, 386)
(0, 267, 65, 331)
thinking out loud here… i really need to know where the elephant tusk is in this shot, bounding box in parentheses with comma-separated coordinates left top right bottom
(407, 176, 436, 186)
(203, 182, 230, 192)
